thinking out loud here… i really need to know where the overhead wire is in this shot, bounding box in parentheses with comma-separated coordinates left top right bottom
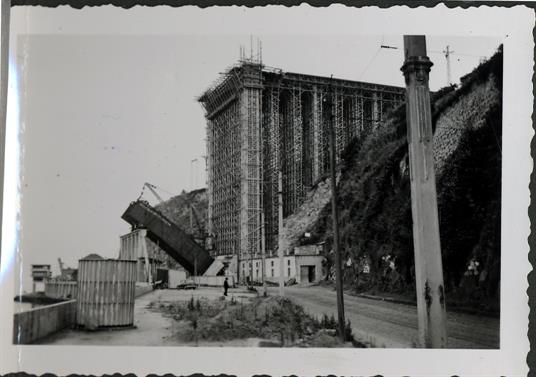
(358, 46, 383, 80)
(377, 45, 486, 59)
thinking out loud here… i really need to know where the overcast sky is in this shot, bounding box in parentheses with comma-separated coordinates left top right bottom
(8, 7, 501, 292)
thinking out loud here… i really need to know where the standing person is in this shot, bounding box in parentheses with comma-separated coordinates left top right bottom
(223, 277, 229, 296)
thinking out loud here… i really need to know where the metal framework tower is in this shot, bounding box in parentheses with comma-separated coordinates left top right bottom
(199, 61, 405, 279)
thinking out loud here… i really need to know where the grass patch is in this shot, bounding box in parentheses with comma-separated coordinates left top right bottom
(150, 296, 364, 348)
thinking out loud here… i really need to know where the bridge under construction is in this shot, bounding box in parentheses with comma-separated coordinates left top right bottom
(198, 58, 406, 276)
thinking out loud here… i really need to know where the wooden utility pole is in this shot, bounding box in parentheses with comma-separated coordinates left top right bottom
(194, 255, 198, 288)
(278, 170, 285, 296)
(401, 35, 448, 348)
(249, 231, 254, 289)
(327, 86, 345, 342)
(261, 211, 267, 297)
(236, 248, 241, 285)
(443, 45, 454, 86)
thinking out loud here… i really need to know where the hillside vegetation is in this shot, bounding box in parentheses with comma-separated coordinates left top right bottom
(155, 188, 208, 239)
(301, 47, 502, 311)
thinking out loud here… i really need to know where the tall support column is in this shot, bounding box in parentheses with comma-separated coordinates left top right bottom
(349, 96, 358, 140)
(262, 87, 280, 255)
(239, 91, 248, 283)
(249, 231, 254, 287)
(277, 170, 285, 296)
(206, 119, 215, 253)
(321, 90, 329, 176)
(239, 86, 262, 284)
(292, 89, 304, 209)
(356, 95, 364, 136)
(334, 92, 344, 163)
(312, 88, 322, 182)
(372, 92, 380, 129)
(401, 35, 447, 348)
(281, 93, 293, 216)
(261, 211, 267, 296)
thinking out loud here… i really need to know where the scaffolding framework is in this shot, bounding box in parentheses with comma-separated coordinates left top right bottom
(240, 63, 263, 261)
(199, 62, 406, 274)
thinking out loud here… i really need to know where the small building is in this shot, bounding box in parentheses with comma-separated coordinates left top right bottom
(118, 229, 170, 284)
(239, 244, 325, 285)
(168, 267, 188, 288)
(31, 264, 52, 292)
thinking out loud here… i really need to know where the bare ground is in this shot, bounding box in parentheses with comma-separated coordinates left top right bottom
(39, 285, 498, 348)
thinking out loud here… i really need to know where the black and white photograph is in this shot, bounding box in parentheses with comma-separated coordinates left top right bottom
(0, 4, 532, 377)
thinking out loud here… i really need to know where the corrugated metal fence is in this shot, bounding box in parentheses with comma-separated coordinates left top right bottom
(45, 280, 78, 299)
(77, 259, 136, 329)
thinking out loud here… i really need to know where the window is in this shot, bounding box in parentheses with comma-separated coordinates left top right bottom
(287, 260, 291, 266)
(271, 269, 274, 277)
(288, 268, 291, 276)
(271, 261, 274, 267)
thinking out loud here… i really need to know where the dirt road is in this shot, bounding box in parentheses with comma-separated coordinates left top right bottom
(269, 285, 499, 348)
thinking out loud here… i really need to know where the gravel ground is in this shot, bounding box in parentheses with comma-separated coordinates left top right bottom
(39, 287, 256, 346)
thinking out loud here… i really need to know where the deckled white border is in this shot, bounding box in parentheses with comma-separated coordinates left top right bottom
(0, 4, 532, 377)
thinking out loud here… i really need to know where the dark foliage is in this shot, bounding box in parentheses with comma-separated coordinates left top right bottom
(305, 46, 502, 310)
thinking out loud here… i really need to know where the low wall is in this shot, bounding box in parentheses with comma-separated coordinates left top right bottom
(196, 275, 234, 287)
(45, 281, 78, 299)
(135, 283, 153, 298)
(13, 300, 76, 344)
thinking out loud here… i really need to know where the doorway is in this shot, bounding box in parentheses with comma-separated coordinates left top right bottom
(300, 265, 316, 283)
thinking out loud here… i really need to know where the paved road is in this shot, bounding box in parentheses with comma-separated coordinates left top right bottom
(268, 285, 499, 349)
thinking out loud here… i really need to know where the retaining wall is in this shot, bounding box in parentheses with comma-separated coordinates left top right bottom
(433, 75, 500, 176)
(13, 300, 76, 344)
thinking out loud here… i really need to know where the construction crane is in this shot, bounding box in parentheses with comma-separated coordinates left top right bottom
(135, 181, 210, 284)
(136, 182, 170, 285)
(138, 182, 165, 203)
(138, 182, 207, 242)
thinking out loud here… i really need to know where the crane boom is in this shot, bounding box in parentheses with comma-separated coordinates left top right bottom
(145, 182, 165, 203)
(138, 182, 206, 238)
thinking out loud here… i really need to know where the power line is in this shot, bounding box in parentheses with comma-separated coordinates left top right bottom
(379, 44, 486, 59)
(358, 46, 382, 80)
